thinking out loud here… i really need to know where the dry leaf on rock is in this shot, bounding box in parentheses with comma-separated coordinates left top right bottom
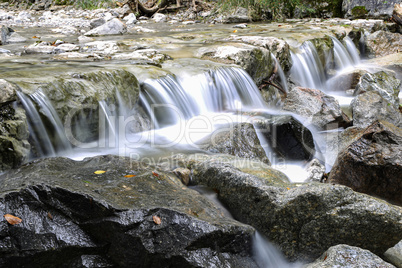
(153, 215, 161, 225)
(4, 214, 22, 225)
(94, 170, 106, 174)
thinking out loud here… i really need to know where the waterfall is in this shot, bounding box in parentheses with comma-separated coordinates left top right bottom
(140, 67, 266, 128)
(17, 91, 56, 157)
(343, 36, 360, 65)
(290, 41, 326, 90)
(331, 37, 355, 70)
(271, 53, 289, 93)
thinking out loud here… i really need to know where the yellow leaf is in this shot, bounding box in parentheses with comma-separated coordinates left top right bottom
(4, 214, 22, 225)
(286, 187, 290, 190)
(94, 170, 106, 174)
(233, 29, 237, 33)
(153, 215, 161, 225)
(124, 174, 136, 178)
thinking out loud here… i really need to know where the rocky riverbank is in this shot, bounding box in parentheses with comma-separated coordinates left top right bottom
(0, 1, 401, 267)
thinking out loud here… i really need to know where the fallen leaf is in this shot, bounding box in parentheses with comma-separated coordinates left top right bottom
(153, 215, 161, 225)
(286, 187, 290, 190)
(4, 214, 22, 225)
(32, 36, 40, 39)
(152, 171, 159, 177)
(47, 212, 53, 220)
(323, 254, 327, 261)
(233, 29, 237, 33)
(124, 174, 136, 178)
(94, 170, 106, 174)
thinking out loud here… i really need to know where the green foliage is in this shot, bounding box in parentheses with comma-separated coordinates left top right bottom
(351, 6, 368, 18)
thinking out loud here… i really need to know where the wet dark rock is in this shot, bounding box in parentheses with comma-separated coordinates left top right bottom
(364, 31, 402, 58)
(328, 120, 402, 205)
(384, 240, 402, 268)
(282, 87, 351, 129)
(200, 44, 273, 85)
(354, 70, 401, 109)
(198, 123, 269, 164)
(304, 244, 396, 268)
(186, 157, 402, 262)
(254, 114, 316, 161)
(0, 155, 258, 267)
(0, 104, 30, 171)
(84, 18, 127, 36)
(342, 0, 400, 19)
(351, 91, 401, 128)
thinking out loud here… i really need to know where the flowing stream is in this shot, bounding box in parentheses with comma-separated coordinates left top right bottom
(4, 20, 377, 266)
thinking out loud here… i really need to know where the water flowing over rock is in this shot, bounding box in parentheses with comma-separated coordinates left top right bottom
(282, 87, 351, 129)
(199, 44, 273, 85)
(254, 114, 316, 161)
(304, 244, 396, 268)
(342, 0, 400, 19)
(326, 68, 367, 92)
(197, 123, 270, 165)
(185, 156, 402, 262)
(384, 240, 402, 268)
(354, 70, 401, 108)
(364, 30, 402, 58)
(351, 91, 401, 128)
(328, 120, 402, 205)
(0, 155, 258, 267)
(84, 18, 127, 36)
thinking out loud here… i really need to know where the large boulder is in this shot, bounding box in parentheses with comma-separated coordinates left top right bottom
(305, 244, 396, 268)
(197, 123, 270, 164)
(185, 156, 402, 262)
(328, 120, 402, 205)
(199, 44, 274, 85)
(222, 7, 251, 23)
(342, 0, 400, 19)
(84, 18, 127, 36)
(254, 114, 316, 161)
(351, 91, 401, 128)
(228, 36, 292, 72)
(282, 87, 351, 129)
(364, 31, 402, 58)
(354, 70, 401, 109)
(0, 25, 26, 45)
(0, 155, 258, 267)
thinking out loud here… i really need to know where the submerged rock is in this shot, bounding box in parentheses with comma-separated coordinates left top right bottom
(187, 156, 402, 262)
(351, 91, 401, 128)
(304, 244, 396, 268)
(282, 87, 351, 129)
(0, 155, 258, 267)
(329, 120, 402, 205)
(197, 122, 270, 165)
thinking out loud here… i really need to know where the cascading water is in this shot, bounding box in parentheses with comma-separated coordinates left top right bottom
(290, 41, 326, 90)
(331, 37, 355, 70)
(343, 36, 360, 65)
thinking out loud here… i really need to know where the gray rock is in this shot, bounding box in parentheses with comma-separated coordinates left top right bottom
(223, 7, 251, 23)
(329, 120, 402, 205)
(305, 244, 396, 268)
(187, 156, 402, 262)
(354, 71, 401, 109)
(200, 44, 274, 85)
(0, 79, 17, 104)
(197, 122, 270, 164)
(305, 159, 325, 182)
(84, 18, 127, 36)
(152, 13, 167, 23)
(364, 31, 402, 58)
(0, 155, 258, 267)
(89, 17, 106, 29)
(124, 13, 137, 25)
(351, 91, 401, 128)
(282, 87, 351, 129)
(343, 0, 400, 19)
(385, 240, 402, 268)
(326, 68, 368, 92)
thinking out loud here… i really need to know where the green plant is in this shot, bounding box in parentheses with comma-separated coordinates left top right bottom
(351, 6, 368, 18)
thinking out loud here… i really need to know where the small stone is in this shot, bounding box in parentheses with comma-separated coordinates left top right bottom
(173, 168, 191, 185)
